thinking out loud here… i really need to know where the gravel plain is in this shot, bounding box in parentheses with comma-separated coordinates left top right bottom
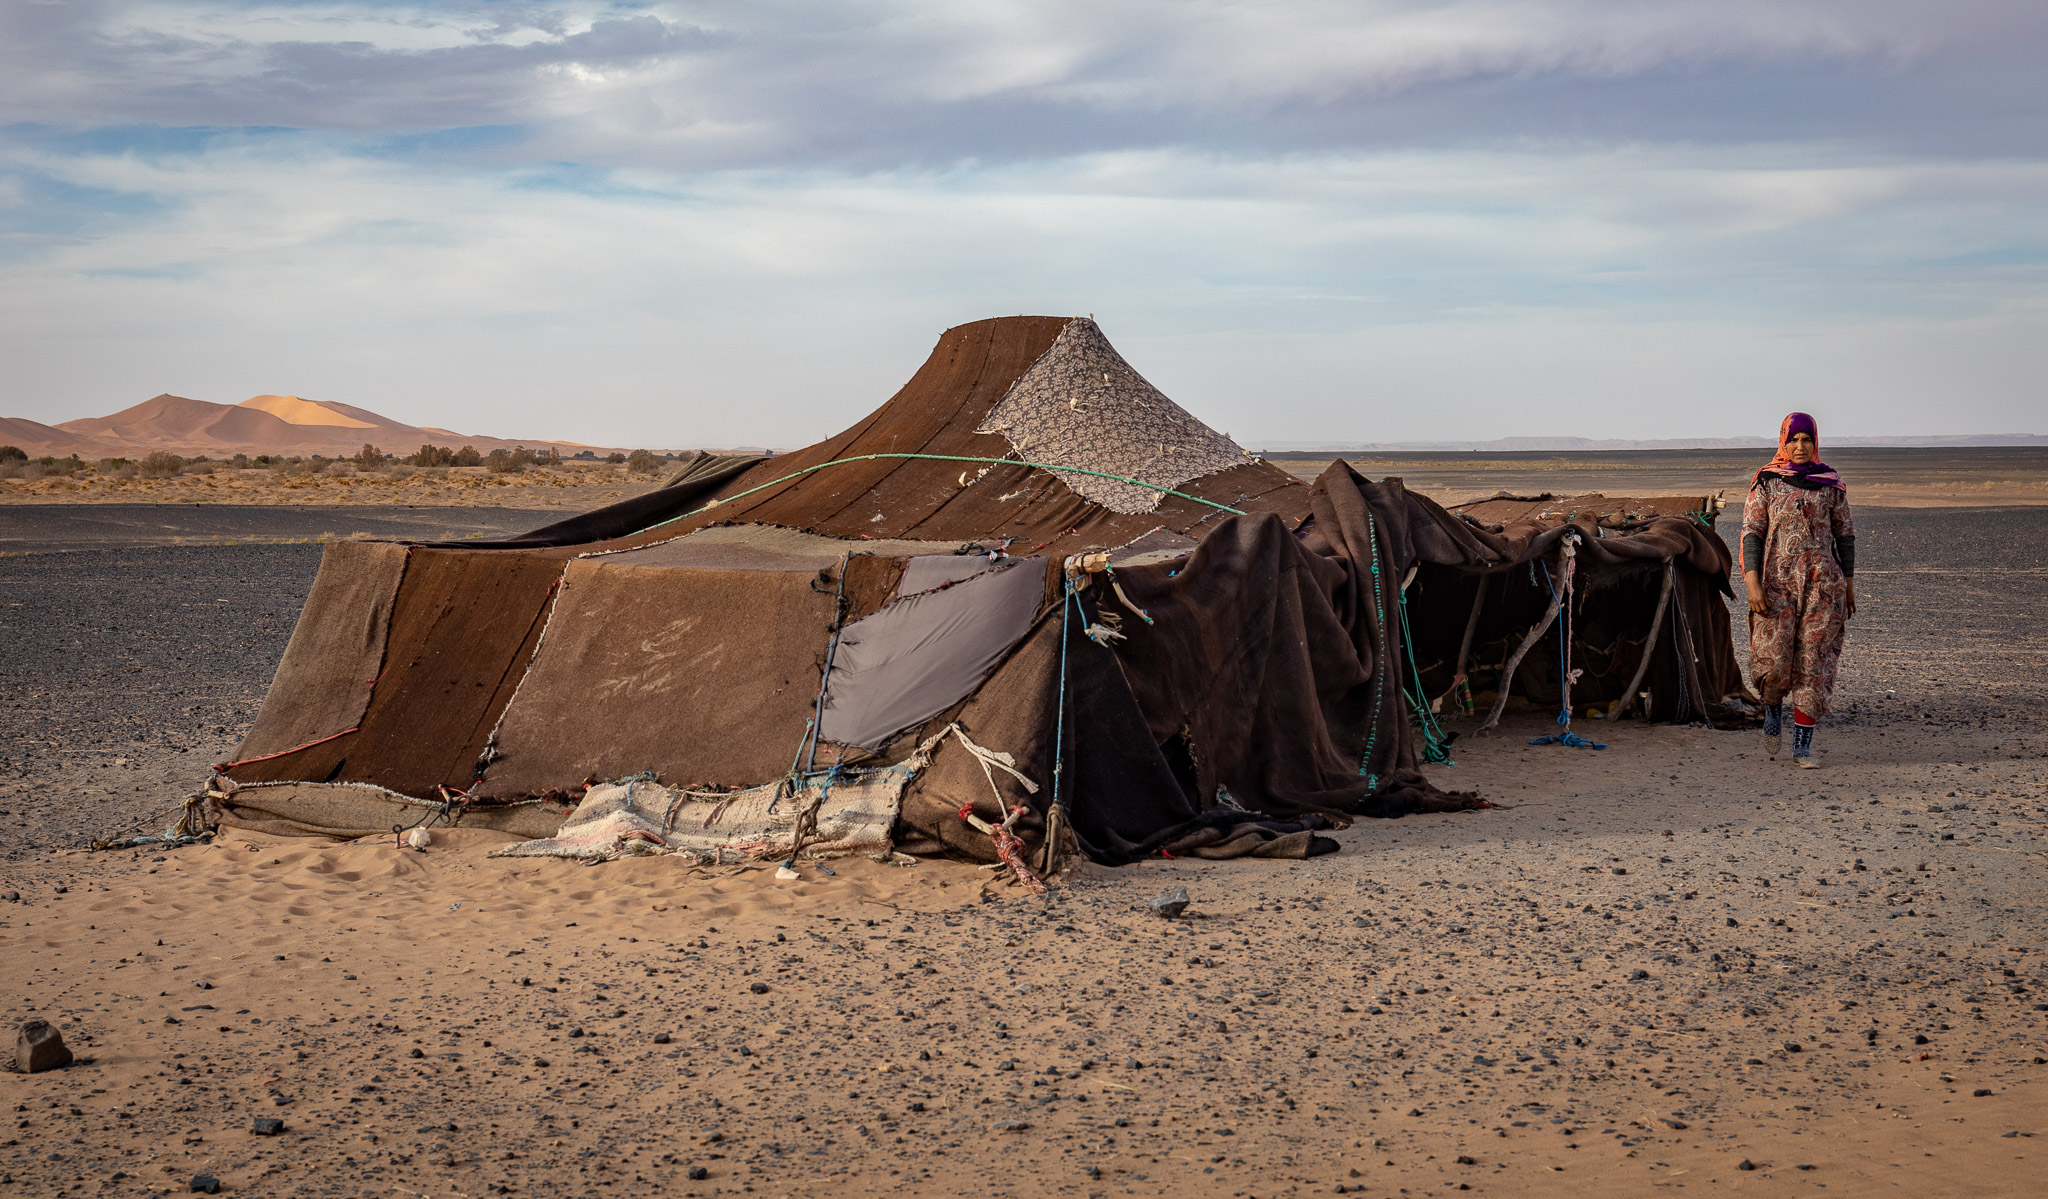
(0, 503, 2042, 1198)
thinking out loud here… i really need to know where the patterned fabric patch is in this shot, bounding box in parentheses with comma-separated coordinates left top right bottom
(492, 772, 905, 863)
(976, 317, 1252, 514)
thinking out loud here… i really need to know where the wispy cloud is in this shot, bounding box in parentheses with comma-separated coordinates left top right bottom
(0, 1, 2043, 442)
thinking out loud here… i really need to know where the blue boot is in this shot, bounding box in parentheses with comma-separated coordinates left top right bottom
(1763, 702, 1782, 759)
(1792, 721, 1817, 768)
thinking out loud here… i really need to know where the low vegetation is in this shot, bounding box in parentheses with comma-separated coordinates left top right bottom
(0, 444, 704, 499)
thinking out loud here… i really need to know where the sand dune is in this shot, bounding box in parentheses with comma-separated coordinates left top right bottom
(236, 394, 376, 429)
(4, 393, 623, 460)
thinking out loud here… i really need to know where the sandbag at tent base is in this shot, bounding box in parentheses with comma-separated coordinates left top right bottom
(493, 770, 908, 864)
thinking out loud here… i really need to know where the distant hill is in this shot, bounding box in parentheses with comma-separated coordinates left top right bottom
(1252, 434, 2048, 453)
(3, 393, 623, 459)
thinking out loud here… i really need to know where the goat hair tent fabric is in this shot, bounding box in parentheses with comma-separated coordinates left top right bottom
(210, 315, 1746, 871)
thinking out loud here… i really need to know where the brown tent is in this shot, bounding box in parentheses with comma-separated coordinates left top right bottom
(206, 316, 1744, 873)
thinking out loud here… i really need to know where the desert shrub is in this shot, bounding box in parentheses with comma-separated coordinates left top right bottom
(452, 445, 483, 468)
(406, 444, 458, 468)
(28, 456, 81, 478)
(325, 460, 356, 476)
(94, 457, 132, 475)
(185, 459, 217, 476)
(352, 443, 386, 469)
(625, 449, 662, 475)
(604, 451, 627, 464)
(0, 445, 24, 464)
(0, 462, 22, 480)
(388, 463, 417, 478)
(229, 453, 251, 469)
(572, 449, 597, 460)
(138, 451, 185, 478)
(486, 446, 539, 474)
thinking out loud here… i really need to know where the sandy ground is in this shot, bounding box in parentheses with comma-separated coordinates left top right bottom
(2, 503, 2044, 1197)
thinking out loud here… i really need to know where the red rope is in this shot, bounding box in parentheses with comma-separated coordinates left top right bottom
(213, 726, 358, 772)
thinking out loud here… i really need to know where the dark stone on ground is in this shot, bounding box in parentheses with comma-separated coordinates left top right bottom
(16, 1019, 72, 1073)
(1148, 887, 1190, 918)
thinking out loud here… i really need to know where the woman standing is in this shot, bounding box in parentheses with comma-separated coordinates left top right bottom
(1742, 413, 1856, 767)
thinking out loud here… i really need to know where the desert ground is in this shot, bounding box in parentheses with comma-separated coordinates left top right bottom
(1, 450, 2043, 1197)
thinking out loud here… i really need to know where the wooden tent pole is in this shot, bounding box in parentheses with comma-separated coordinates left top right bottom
(1453, 575, 1488, 681)
(1607, 561, 1675, 722)
(1477, 585, 1562, 733)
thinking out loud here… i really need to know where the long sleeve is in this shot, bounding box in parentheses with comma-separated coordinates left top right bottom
(1831, 491, 1857, 577)
(1741, 481, 1769, 575)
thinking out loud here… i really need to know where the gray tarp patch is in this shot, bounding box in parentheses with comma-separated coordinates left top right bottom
(975, 317, 1251, 514)
(895, 552, 1002, 597)
(820, 557, 1048, 750)
(604, 524, 997, 572)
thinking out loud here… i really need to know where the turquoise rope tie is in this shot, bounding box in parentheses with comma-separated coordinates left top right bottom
(1356, 513, 1386, 789)
(1396, 588, 1457, 765)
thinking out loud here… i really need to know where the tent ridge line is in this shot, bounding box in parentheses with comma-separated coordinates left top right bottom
(581, 453, 1249, 560)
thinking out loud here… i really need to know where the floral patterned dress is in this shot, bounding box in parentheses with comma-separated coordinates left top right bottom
(1742, 476, 1854, 717)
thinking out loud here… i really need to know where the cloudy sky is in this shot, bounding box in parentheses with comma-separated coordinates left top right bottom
(2, 1, 2043, 447)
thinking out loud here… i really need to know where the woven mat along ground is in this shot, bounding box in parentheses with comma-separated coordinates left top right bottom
(492, 771, 906, 863)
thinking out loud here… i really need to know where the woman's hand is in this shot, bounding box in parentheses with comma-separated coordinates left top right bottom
(1845, 578, 1856, 618)
(1745, 570, 1768, 615)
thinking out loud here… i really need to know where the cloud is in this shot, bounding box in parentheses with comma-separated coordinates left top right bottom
(0, 2, 2041, 442)
(1, 127, 2041, 443)
(4, 1, 2044, 166)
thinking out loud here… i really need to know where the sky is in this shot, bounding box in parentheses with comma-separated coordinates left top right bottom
(2, 1, 2044, 449)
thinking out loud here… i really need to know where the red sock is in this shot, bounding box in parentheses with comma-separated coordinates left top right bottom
(1792, 709, 1816, 727)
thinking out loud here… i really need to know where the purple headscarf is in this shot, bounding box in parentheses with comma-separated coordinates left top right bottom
(1753, 412, 1844, 490)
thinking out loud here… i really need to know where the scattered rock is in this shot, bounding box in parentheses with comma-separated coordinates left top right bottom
(1738, 1159, 1756, 1171)
(250, 1117, 285, 1136)
(1456, 1155, 1477, 1165)
(16, 1019, 72, 1074)
(993, 1121, 1031, 1133)
(686, 1166, 709, 1180)
(653, 1033, 672, 1045)
(189, 1175, 221, 1194)
(1974, 1089, 1993, 1097)
(409, 1047, 425, 1058)
(1783, 1042, 1803, 1053)
(1662, 1118, 1688, 1130)
(1149, 887, 1190, 919)
(749, 982, 770, 994)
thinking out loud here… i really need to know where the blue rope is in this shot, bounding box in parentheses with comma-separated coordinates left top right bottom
(1051, 576, 1081, 816)
(1528, 558, 1605, 750)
